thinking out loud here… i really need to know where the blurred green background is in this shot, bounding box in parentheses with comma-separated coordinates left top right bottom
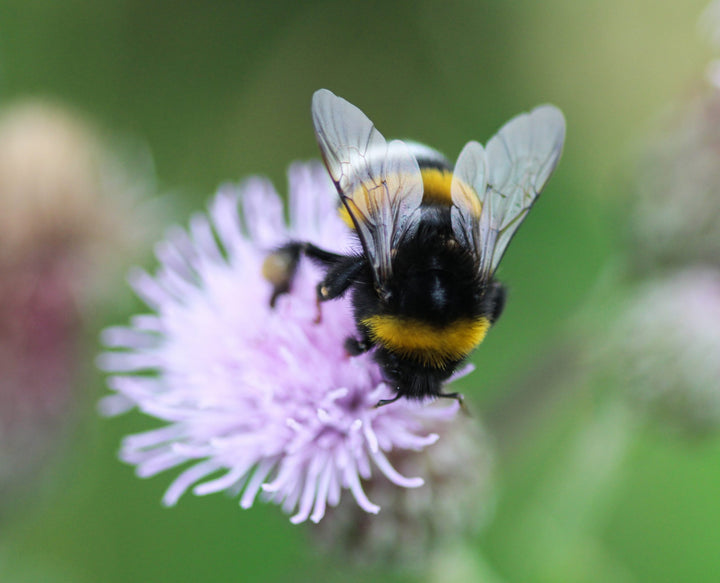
(1, 0, 717, 581)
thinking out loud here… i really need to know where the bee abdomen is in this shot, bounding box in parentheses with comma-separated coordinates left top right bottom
(361, 314, 490, 368)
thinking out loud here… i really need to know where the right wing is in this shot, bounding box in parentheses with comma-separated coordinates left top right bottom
(451, 104, 566, 280)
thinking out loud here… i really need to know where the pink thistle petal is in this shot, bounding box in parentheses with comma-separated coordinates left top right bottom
(310, 461, 334, 523)
(98, 394, 134, 416)
(240, 459, 277, 509)
(189, 214, 223, 264)
(163, 459, 221, 506)
(278, 482, 302, 514)
(123, 424, 187, 450)
(344, 458, 380, 515)
(327, 463, 342, 507)
(369, 448, 424, 488)
(129, 267, 170, 309)
(132, 450, 189, 478)
(194, 465, 249, 496)
(290, 454, 328, 524)
(130, 314, 163, 332)
(209, 187, 244, 257)
(101, 326, 156, 350)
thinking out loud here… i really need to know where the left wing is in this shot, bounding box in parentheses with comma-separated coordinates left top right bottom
(451, 104, 566, 279)
(312, 89, 424, 288)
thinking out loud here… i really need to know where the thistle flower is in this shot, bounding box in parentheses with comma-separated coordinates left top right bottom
(631, 93, 720, 272)
(631, 4, 720, 270)
(599, 269, 720, 435)
(99, 162, 462, 524)
(0, 101, 140, 514)
(312, 414, 494, 566)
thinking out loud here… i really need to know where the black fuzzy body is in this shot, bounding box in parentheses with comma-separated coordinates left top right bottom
(347, 202, 505, 401)
(265, 158, 506, 404)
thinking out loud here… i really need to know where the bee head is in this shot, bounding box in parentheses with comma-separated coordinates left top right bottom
(375, 347, 447, 400)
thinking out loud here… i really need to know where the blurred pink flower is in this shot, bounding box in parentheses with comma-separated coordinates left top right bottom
(99, 162, 461, 524)
(631, 92, 720, 270)
(601, 269, 720, 434)
(0, 101, 144, 512)
(0, 253, 79, 505)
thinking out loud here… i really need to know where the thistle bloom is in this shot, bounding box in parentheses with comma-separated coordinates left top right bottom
(631, 93, 720, 271)
(313, 415, 494, 565)
(600, 269, 720, 435)
(99, 162, 461, 524)
(0, 101, 140, 513)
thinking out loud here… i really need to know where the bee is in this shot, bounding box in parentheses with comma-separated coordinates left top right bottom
(264, 89, 566, 406)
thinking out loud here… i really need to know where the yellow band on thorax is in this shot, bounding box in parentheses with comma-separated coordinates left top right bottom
(337, 168, 456, 229)
(419, 168, 454, 205)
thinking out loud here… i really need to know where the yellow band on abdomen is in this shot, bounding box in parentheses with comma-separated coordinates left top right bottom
(362, 314, 490, 368)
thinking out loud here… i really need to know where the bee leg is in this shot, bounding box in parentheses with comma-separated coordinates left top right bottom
(317, 256, 365, 300)
(344, 336, 372, 356)
(439, 391, 470, 415)
(263, 244, 302, 308)
(313, 255, 367, 323)
(374, 392, 403, 408)
(314, 290, 323, 324)
(263, 242, 348, 308)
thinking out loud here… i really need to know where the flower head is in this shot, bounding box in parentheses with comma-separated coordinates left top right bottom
(100, 162, 461, 523)
(313, 414, 494, 566)
(599, 269, 720, 435)
(631, 92, 720, 272)
(0, 100, 147, 515)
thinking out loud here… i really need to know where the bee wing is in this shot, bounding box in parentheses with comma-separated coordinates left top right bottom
(312, 89, 424, 286)
(450, 141, 487, 272)
(451, 105, 566, 279)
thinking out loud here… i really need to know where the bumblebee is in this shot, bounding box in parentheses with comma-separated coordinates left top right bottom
(264, 89, 566, 406)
